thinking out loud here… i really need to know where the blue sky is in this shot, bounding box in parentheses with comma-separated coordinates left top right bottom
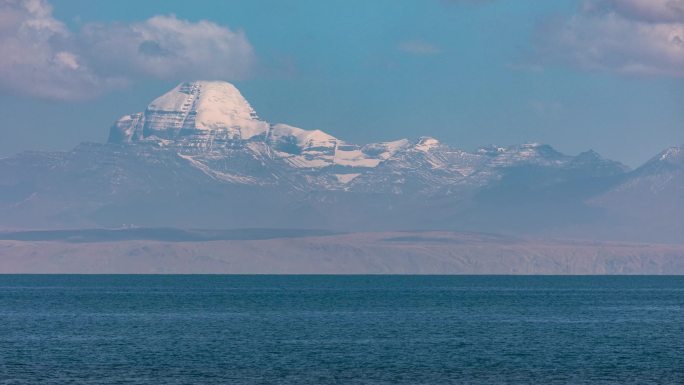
(1, 0, 682, 166)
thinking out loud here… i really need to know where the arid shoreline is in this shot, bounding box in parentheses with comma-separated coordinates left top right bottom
(2, 230, 683, 274)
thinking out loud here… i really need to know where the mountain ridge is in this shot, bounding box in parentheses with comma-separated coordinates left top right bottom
(1, 81, 681, 242)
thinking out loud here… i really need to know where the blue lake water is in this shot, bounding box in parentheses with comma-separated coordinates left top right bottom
(1, 275, 683, 384)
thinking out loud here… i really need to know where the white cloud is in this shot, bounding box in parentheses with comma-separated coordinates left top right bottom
(0, 0, 256, 100)
(593, 0, 684, 23)
(81, 15, 254, 81)
(397, 39, 443, 55)
(0, 0, 108, 100)
(534, 0, 684, 77)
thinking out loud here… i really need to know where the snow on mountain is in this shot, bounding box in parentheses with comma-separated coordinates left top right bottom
(268, 123, 338, 168)
(109, 81, 417, 177)
(106, 81, 639, 194)
(8, 80, 681, 241)
(599, 145, 684, 194)
(269, 124, 337, 150)
(659, 146, 683, 164)
(584, 145, 684, 242)
(414, 137, 440, 152)
(647, 145, 684, 171)
(110, 81, 269, 143)
(480, 143, 571, 168)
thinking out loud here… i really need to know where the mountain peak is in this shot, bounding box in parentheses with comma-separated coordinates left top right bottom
(146, 81, 268, 137)
(574, 149, 602, 161)
(110, 81, 269, 143)
(631, 145, 684, 175)
(568, 149, 630, 175)
(644, 145, 684, 167)
(414, 136, 440, 152)
(658, 145, 683, 164)
(149, 81, 259, 122)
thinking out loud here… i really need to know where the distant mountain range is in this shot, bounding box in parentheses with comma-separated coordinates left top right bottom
(1, 81, 682, 242)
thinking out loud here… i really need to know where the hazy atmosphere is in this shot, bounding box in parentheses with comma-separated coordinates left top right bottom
(2, 1, 684, 384)
(1, 0, 684, 251)
(1, 0, 683, 166)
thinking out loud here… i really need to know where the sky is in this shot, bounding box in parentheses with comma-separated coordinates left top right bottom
(0, 0, 682, 166)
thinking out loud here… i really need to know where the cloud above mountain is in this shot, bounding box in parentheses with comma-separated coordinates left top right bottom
(0, 0, 255, 101)
(533, 0, 684, 77)
(600, 0, 684, 23)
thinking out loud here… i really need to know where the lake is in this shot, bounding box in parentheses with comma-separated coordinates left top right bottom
(1, 275, 683, 384)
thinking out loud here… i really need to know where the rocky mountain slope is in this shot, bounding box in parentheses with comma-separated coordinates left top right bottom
(0, 81, 681, 242)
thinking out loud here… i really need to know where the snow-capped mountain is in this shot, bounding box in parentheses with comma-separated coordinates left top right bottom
(0, 81, 681, 241)
(110, 81, 269, 143)
(106, 81, 631, 193)
(587, 145, 684, 242)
